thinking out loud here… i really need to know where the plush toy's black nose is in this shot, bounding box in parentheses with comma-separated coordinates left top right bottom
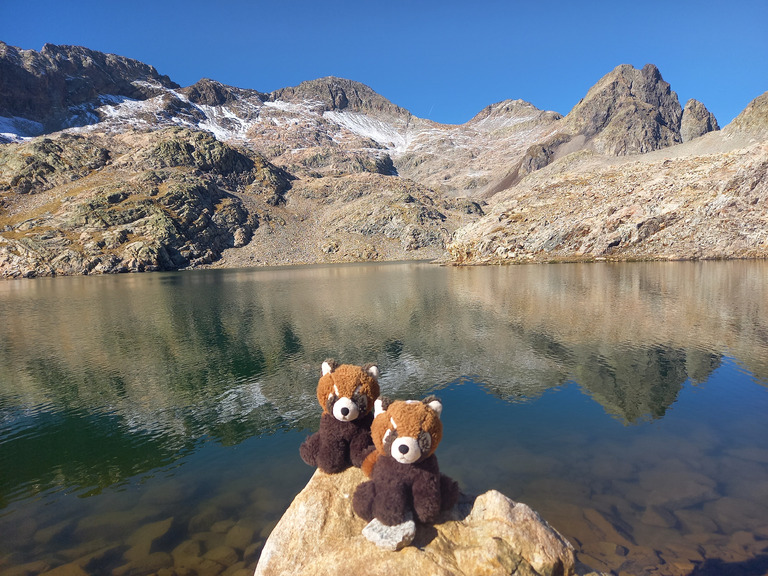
(398, 444, 409, 454)
(341, 407, 349, 416)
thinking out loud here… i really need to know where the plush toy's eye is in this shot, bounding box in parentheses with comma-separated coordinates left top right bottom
(325, 393, 338, 414)
(352, 391, 368, 412)
(382, 427, 398, 451)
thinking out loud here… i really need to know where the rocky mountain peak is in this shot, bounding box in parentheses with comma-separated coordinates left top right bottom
(468, 99, 562, 125)
(179, 78, 266, 107)
(269, 76, 410, 118)
(0, 42, 178, 134)
(680, 99, 719, 142)
(564, 63, 683, 154)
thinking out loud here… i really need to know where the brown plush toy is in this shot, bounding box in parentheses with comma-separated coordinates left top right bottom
(353, 396, 459, 526)
(299, 359, 380, 474)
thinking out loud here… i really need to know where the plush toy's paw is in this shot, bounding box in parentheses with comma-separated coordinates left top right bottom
(315, 447, 350, 474)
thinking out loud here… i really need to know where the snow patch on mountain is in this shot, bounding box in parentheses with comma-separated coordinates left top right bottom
(0, 115, 44, 142)
(323, 110, 410, 155)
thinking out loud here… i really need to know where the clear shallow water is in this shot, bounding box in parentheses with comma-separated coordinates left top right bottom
(0, 261, 767, 575)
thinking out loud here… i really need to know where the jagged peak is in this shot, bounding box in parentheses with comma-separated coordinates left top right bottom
(179, 78, 266, 107)
(269, 76, 410, 117)
(562, 63, 683, 153)
(468, 99, 561, 125)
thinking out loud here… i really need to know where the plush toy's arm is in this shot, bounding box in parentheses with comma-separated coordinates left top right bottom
(299, 431, 320, 467)
(412, 468, 442, 524)
(350, 430, 375, 468)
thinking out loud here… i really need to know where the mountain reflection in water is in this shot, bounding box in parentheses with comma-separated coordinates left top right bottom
(0, 261, 766, 575)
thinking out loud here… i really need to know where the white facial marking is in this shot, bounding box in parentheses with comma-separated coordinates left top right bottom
(390, 417, 397, 429)
(391, 437, 421, 464)
(333, 384, 340, 396)
(332, 397, 359, 422)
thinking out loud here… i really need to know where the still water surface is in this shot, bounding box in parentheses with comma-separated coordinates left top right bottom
(1, 261, 767, 575)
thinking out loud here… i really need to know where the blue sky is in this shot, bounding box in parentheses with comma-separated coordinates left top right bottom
(2, 0, 766, 126)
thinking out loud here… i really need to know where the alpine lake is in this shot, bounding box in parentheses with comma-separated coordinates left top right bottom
(1, 261, 767, 576)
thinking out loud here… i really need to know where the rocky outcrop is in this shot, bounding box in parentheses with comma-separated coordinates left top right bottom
(180, 78, 267, 107)
(0, 128, 290, 277)
(565, 64, 683, 154)
(723, 91, 768, 138)
(254, 467, 577, 576)
(681, 99, 719, 142)
(0, 127, 477, 278)
(0, 133, 110, 194)
(0, 42, 178, 133)
(270, 76, 410, 118)
(506, 64, 688, 190)
(447, 138, 768, 264)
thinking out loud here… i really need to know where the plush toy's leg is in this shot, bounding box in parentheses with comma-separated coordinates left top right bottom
(353, 480, 376, 522)
(299, 432, 320, 467)
(412, 472, 441, 524)
(440, 474, 460, 511)
(373, 482, 408, 526)
(315, 437, 350, 473)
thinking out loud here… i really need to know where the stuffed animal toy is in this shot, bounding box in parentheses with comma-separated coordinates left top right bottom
(353, 396, 459, 526)
(299, 359, 380, 474)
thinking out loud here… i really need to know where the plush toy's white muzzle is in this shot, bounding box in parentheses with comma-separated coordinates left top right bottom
(332, 397, 360, 422)
(391, 437, 421, 464)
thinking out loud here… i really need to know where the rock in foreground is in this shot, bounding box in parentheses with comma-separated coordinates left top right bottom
(254, 467, 576, 576)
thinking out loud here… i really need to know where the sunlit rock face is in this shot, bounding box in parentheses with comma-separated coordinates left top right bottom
(254, 467, 577, 576)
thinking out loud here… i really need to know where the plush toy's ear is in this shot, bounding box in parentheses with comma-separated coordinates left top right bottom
(423, 395, 442, 419)
(363, 363, 379, 379)
(374, 397, 391, 417)
(321, 358, 338, 376)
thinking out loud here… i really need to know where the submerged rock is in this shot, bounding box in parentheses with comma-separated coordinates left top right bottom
(253, 467, 576, 576)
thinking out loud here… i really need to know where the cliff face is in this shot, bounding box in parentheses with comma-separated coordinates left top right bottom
(1, 42, 765, 277)
(0, 42, 178, 134)
(447, 94, 768, 265)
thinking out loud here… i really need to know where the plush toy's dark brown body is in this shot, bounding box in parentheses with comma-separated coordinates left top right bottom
(352, 396, 459, 526)
(300, 411, 375, 473)
(300, 360, 380, 474)
(353, 452, 458, 525)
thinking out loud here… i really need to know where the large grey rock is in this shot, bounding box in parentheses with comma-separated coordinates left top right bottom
(681, 99, 719, 142)
(361, 515, 416, 551)
(253, 467, 577, 576)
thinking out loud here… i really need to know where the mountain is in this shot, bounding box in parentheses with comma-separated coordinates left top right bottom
(1, 42, 765, 278)
(0, 42, 178, 137)
(448, 91, 768, 264)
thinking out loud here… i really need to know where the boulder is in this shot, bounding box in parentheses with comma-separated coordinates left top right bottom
(681, 99, 719, 142)
(253, 467, 577, 576)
